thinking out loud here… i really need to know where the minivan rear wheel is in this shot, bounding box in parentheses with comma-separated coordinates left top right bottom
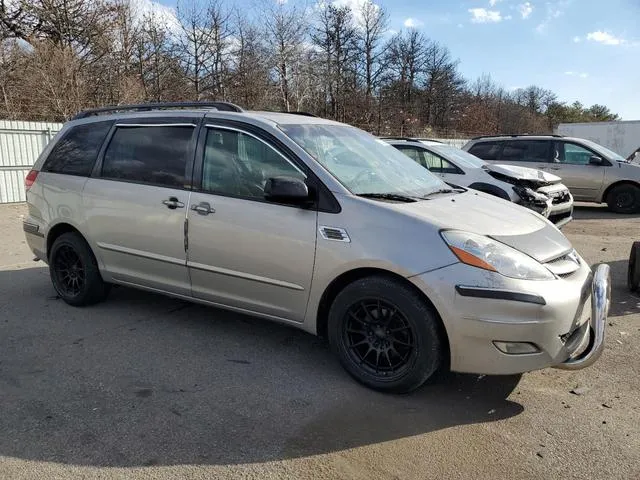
(49, 232, 110, 306)
(328, 275, 443, 393)
(606, 184, 640, 214)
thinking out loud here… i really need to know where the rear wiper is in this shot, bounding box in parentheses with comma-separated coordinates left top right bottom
(358, 193, 419, 202)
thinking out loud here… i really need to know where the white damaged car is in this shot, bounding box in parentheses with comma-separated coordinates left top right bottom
(384, 137, 574, 228)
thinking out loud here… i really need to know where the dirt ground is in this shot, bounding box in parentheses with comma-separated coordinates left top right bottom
(0, 202, 638, 480)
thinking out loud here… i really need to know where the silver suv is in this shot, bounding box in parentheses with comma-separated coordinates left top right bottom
(463, 135, 640, 213)
(23, 103, 610, 392)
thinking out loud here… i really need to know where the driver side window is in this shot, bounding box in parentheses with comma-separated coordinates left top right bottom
(202, 128, 305, 199)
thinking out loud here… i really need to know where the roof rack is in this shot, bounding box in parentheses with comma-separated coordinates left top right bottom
(470, 133, 563, 140)
(417, 138, 443, 143)
(379, 136, 421, 142)
(72, 101, 244, 120)
(281, 111, 318, 117)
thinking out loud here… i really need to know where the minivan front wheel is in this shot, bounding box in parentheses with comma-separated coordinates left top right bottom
(328, 276, 443, 393)
(49, 232, 110, 306)
(606, 184, 640, 213)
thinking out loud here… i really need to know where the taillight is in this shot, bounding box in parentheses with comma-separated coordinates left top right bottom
(25, 170, 38, 190)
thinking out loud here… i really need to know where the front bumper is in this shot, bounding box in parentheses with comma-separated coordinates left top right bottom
(410, 261, 610, 375)
(555, 263, 610, 370)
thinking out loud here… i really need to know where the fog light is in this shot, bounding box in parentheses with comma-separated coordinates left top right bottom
(493, 341, 540, 355)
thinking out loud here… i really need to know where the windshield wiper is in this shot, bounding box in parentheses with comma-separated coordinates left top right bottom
(422, 187, 464, 198)
(357, 193, 419, 202)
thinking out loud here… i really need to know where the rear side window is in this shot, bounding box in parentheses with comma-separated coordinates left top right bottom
(501, 140, 551, 163)
(42, 121, 112, 176)
(101, 126, 195, 188)
(468, 141, 502, 160)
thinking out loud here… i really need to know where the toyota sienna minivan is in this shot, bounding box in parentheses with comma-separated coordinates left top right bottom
(23, 102, 611, 392)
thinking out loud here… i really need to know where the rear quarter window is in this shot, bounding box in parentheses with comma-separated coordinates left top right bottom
(101, 125, 195, 188)
(468, 141, 503, 160)
(42, 121, 113, 176)
(502, 140, 551, 163)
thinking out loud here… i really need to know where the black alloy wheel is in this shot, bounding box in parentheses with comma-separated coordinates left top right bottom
(49, 232, 110, 306)
(328, 275, 444, 393)
(53, 244, 85, 297)
(343, 299, 416, 379)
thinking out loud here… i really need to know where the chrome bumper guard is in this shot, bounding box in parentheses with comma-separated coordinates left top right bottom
(556, 264, 611, 370)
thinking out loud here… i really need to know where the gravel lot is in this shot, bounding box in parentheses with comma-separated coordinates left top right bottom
(0, 203, 638, 480)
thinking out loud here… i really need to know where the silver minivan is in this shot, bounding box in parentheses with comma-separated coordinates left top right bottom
(23, 103, 611, 393)
(463, 135, 640, 213)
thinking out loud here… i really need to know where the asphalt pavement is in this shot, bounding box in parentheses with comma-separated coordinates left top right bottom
(0, 203, 638, 479)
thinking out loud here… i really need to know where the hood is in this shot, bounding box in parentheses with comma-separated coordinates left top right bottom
(390, 190, 572, 262)
(486, 164, 561, 185)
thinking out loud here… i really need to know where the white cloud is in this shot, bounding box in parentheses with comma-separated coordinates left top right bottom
(404, 17, 424, 28)
(504, 14, 512, 20)
(489, 0, 502, 6)
(586, 31, 625, 46)
(469, 8, 502, 23)
(518, 2, 533, 19)
(535, 0, 571, 33)
(573, 36, 581, 43)
(136, 0, 180, 33)
(564, 71, 589, 78)
(331, 0, 381, 27)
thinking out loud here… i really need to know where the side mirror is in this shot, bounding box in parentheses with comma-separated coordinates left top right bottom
(264, 176, 309, 204)
(589, 155, 603, 166)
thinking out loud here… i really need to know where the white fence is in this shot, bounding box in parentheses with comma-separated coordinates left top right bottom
(0, 120, 62, 203)
(0, 119, 470, 204)
(431, 138, 469, 149)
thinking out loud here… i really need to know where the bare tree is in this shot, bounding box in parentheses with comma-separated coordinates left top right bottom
(176, 0, 215, 99)
(262, 1, 306, 111)
(357, 0, 388, 98)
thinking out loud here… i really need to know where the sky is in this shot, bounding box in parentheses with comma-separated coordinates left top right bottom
(153, 0, 640, 119)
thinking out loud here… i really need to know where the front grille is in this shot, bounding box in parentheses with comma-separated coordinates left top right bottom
(552, 192, 571, 205)
(549, 210, 572, 223)
(545, 250, 581, 277)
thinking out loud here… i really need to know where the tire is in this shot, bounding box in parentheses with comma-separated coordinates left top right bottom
(606, 184, 640, 214)
(628, 241, 640, 292)
(49, 232, 110, 306)
(328, 275, 443, 393)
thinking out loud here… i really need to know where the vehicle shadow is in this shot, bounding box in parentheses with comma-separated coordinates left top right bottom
(572, 204, 640, 221)
(0, 266, 523, 468)
(605, 259, 640, 317)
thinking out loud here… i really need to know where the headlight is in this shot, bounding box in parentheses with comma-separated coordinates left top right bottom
(441, 230, 555, 281)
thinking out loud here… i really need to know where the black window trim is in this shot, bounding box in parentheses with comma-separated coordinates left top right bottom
(92, 118, 200, 191)
(42, 120, 114, 177)
(554, 140, 613, 167)
(192, 118, 341, 213)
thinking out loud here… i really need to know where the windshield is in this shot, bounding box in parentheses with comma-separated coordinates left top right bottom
(579, 139, 626, 162)
(279, 125, 448, 197)
(428, 144, 487, 168)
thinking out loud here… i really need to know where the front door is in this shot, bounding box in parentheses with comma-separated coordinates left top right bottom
(186, 124, 317, 321)
(83, 120, 198, 296)
(548, 141, 606, 201)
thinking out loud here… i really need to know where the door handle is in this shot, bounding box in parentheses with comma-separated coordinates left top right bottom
(190, 202, 215, 215)
(162, 197, 185, 209)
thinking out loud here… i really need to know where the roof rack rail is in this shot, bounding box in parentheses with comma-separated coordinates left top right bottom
(72, 101, 244, 120)
(417, 138, 443, 143)
(379, 136, 420, 142)
(470, 133, 563, 140)
(281, 111, 318, 117)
